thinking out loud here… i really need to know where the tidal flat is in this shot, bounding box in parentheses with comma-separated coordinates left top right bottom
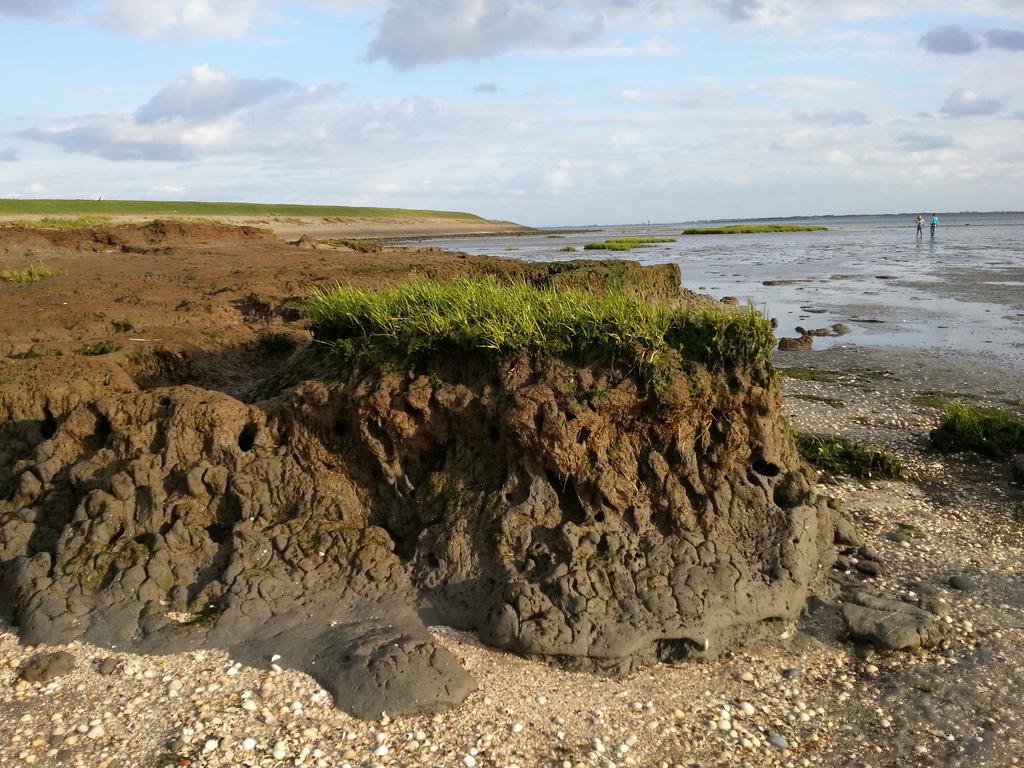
(1, 216, 1022, 768)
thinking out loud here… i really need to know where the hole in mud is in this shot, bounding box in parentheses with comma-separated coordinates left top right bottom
(545, 468, 586, 525)
(333, 419, 348, 439)
(90, 412, 112, 450)
(534, 409, 545, 433)
(97, 562, 119, 591)
(489, 425, 500, 443)
(426, 552, 440, 569)
(751, 459, 781, 477)
(651, 506, 673, 537)
(594, 510, 606, 523)
(506, 474, 531, 506)
(40, 406, 58, 440)
(654, 638, 703, 663)
(159, 396, 172, 407)
(133, 532, 158, 548)
(206, 523, 234, 544)
(237, 423, 258, 452)
(423, 443, 448, 473)
(576, 426, 591, 445)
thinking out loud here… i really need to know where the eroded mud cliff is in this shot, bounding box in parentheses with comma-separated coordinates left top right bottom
(0, 223, 838, 719)
(0, 350, 836, 718)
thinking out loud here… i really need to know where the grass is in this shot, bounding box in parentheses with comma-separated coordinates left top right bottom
(1, 217, 112, 230)
(896, 522, 922, 539)
(0, 263, 60, 284)
(307, 277, 775, 376)
(930, 404, 1024, 459)
(559, 246, 577, 252)
(583, 237, 676, 251)
(0, 263, 61, 283)
(76, 340, 120, 356)
(791, 393, 846, 409)
(323, 238, 382, 252)
(682, 224, 827, 235)
(110, 319, 135, 333)
(794, 432, 905, 479)
(0, 198, 484, 221)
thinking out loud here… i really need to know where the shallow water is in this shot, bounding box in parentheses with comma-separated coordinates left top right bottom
(405, 213, 1024, 369)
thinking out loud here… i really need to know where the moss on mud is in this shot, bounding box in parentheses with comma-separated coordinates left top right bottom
(794, 432, 905, 479)
(930, 404, 1024, 459)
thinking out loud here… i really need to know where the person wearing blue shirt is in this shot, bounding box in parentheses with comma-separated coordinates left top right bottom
(930, 213, 939, 237)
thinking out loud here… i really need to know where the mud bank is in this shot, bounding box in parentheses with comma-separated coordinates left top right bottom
(0, 222, 843, 720)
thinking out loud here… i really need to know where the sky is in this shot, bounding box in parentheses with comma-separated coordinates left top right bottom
(1, 1, 1023, 225)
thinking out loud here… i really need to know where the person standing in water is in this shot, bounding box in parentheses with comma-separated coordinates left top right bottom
(930, 212, 939, 237)
(916, 215, 924, 238)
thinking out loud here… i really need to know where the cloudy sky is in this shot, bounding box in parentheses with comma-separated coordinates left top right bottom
(1, 0, 1023, 224)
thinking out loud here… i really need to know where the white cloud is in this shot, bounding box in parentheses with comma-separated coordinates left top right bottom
(896, 130, 959, 150)
(920, 24, 982, 54)
(365, 0, 605, 68)
(794, 109, 870, 125)
(136, 64, 299, 123)
(0, 0, 77, 18)
(984, 27, 1024, 50)
(941, 88, 1003, 117)
(22, 66, 347, 161)
(97, 0, 267, 38)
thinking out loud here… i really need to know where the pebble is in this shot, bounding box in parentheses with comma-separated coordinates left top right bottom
(85, 725, 105, 740)
(272, 740, 289, 759)
(949, 574, 978, 592)
(768, 734, 790, 750)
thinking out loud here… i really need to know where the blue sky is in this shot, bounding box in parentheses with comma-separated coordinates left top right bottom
(1, 1, 1023, 225)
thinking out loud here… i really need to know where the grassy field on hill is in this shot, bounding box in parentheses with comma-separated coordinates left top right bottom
(0, 199, 484, 220)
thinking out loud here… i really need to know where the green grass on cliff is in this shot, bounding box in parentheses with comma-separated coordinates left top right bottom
(583, 237, 676, 251)
(0, 217, 114, 230)
(682, 224, 827, 235)
(308, 277, 774, 371)
(930, 404, 1024, 459)
(0, 198, 483, 221)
